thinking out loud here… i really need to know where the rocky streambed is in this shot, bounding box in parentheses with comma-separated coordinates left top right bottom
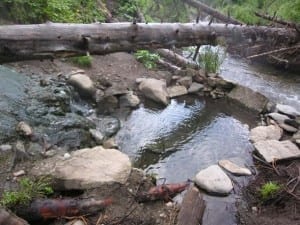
(0, 53, 299, 225)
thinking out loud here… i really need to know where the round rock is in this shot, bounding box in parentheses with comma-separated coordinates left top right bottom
(195, 165, 233, 195)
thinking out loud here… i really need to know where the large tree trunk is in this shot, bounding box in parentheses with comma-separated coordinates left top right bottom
(184, 0, 244, 25)
(0, 22, 298, 63)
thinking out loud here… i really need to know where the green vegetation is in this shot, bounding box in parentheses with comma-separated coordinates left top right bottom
(199, 46, 225, 74)
(0, 0, 106, 23)
(70, 55, 93, 68)
(0, 177, 53, 208)
(259, 181, 282, 201)
(209, 0, 300, 24)
(134, 50, 160, 69)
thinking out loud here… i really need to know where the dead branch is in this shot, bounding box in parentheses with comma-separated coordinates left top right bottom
(247, 45, 300, 59)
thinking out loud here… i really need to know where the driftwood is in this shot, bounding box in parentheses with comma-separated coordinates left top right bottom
(16, 197, 112, 222)
(177, 186, 205, 225)
(155, 49, 199, 69)
(0, 22, 298, 63)
(136, 181, 191, 202)
(184, 0, 243, 25)
(247, 45, 300, 59)
(0, 208, 29, 225)
(157, 58, 182, 72)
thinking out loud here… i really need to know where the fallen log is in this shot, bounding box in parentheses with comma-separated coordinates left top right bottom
(136, 181, 191, 202)
(0, 207, 29, 225)
(183, 0, 244, 25)
(15, 197, 112, 222)
(155, 49, 199, 69)
(0, 22, 298, 63)
(177, 186, 205, 225)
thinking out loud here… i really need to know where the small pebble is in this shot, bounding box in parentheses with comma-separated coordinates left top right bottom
(166, 202, 174, 207)
(0, 144, 12, 151)
(252, 206, 258, 213)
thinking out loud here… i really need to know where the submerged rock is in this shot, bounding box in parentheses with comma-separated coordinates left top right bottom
(250, 125, 282, 143)
(218, 159, 251, 176)
(138, 78, 169, 105)
(195, 165, 233, 195)
(254, 140, 300, 163)
(30, 146, 132, 190)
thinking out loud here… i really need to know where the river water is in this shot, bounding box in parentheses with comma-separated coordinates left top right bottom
(116, 56, 300, 225)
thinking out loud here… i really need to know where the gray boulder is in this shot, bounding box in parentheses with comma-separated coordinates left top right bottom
(68, 74, 96, 98)
(188, 82, 204, 93)
(167, 85, 188, 98)
(227, 85, 268, 113)
(177, 76, 193, 88)
(250, 125, 282, 143)
(195, 165, 233, 195)
(268, 113, 298, 133)
(30, 146, 131, 190)
(119, 91, 140, 108)
(254, 140, 300, 163)
(139, 78, 169, 105)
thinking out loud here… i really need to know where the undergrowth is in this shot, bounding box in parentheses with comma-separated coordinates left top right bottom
(134, 50, 160, 69)
(259, 181, 282, 201)
(199, 46, 225, 74)
(70, 55, 93, 68)
(0, 176, 53, 208)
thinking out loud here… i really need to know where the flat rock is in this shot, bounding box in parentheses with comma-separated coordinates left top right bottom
(68, 74, 95, 97)
(138, 78, 169, 105)
(227, 85, 268, 113)
(218, 159, 251, 176)
(254, 140, 300, 163)
(30, 146, 131, 190)
(276, 104, 300, 117)
(195, 165, 233, 195)
(250, 125, 282, 143)
(188, 82, 204, 93)
(167, 85, 188, 98)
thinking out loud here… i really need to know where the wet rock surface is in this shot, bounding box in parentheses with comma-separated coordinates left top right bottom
(250, 125, 282, 142)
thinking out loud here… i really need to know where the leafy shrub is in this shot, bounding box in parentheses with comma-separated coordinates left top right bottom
(0, 177, 53, 208)
(260, 181, 281, 201)
(70, 55, 93, 68)
(134, 50, 160, 69)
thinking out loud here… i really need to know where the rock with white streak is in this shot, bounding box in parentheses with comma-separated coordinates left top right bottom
(250, 125, 282, 143)
(139, 78, 169, 105)
(276, 104, 300, 117)
(218, 160, 251, 176)
(254, 140, 300, 163)
(167, 85, 188, 98)
(195, 165, 233, 195)
(31, 146, 131, 190)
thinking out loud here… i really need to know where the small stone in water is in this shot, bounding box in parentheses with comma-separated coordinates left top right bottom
(0, 144, 12, 151)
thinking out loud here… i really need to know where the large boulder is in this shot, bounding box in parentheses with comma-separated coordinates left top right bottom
(254, 140, 300, 163)
(30, 146, 131, 190)
(250, 125, 282, 143)
(68, 73, 96, 98)
(138, 78, 169, 105)
(195, 165, 233, 195)
(227, 85, 269, 113)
